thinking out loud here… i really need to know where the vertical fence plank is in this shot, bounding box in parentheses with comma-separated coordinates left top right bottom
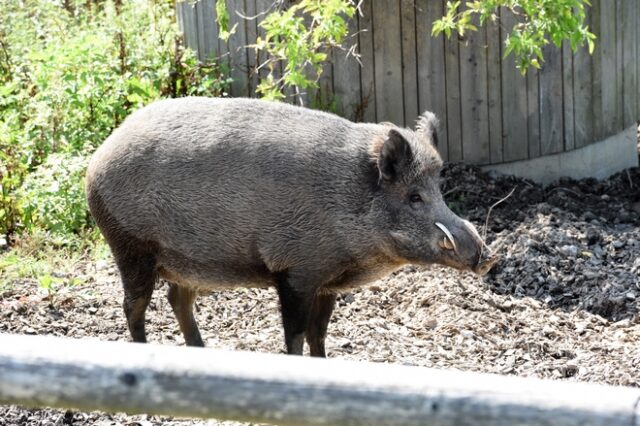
(358, 2, 377, 122)
(255, 0, 271, 86)
(562, 42, 575, 152)
(486, 15, 503, 164)
(176, 1, 186, 42)
(400, 0, 418, 126)
(539, 44, 564, 155)
(244, 0, 259, 96)
(197, 0, 219, 61)
(590, 0, 603, 143)
(180, 1, 199, 52)
(638, 0, 640, 122)
(459, 9, 490, 164)
(216, 2, 231, 90)
(195, 0, 206, 61)
(573, 2, 596, 148)
(622, 0, 637, 128)
(305, 1, 334, 109)
(573, 45, 594, 148)
(444, 32, 462, 162)
(312, 60, 334, 110)
(600, 0, 618, 138)
(526, 67, 540, 159)
(373, 0, 404, 125)
(615, 0, 624, 132)
(500, 10, 528, 161)
(333, 17, 362, 121)
(416, 0, 447, 159)
(227, 0, 249, 97)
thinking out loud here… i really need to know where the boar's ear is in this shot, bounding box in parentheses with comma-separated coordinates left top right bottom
(378, 129, 413, 182)
(415, 111, 439, 147)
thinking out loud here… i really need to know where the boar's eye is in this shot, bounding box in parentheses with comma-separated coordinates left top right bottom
(409, 193, 423, 204)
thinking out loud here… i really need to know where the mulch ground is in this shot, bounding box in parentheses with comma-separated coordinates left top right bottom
(1, 155, 638, 425)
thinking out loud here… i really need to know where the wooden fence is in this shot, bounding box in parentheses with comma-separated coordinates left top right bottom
(2, 333, 640, 425)
(176, 0, 640, 166)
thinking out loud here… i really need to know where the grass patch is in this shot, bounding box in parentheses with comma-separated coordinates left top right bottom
(0, 229, 110, 295)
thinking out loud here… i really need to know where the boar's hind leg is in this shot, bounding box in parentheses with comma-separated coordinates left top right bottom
(275, 271, 316, 355)
(306, 292, 337, 358)
(167, 283, 204, 347)
(117, 250, 158, 343)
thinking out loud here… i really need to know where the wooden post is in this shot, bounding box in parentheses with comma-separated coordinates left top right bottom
(0, 334, 640, 426)
(0, 333, 639, 426)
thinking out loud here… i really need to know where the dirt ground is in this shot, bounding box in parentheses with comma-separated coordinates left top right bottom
(1, 151, 639, 425)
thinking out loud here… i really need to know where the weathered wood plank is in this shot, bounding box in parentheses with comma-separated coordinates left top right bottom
(444, 30, 463, 162)
(2, 334, 640, 426)
(562, 42, 575, 152)
(358, 2, 377, 122)
(459, 7, 490, 164)
(539, 44, 563, 155)
(621, 0, 637, 128)
(573, 64, 594, 148)
(196, 0, 219, 61)
(227, 0, 249, 97)
(254, 0, 271, 86)
(615, 0, 624, 131)
(332, 16, 361, 121)
(180, 1, 199, 52)
(372, 0, 404, 125)
(526, 67, 540, 159)
(573, 3, 596, 148)
(589, 0, 603, 143)
(638, 0, 640, 121)
(195, 0, 206, 61)
(573, 0, 595, 149)
(176, 1, 186, 43)
(600, 0, 618, 138)
(311, 61, 334, 110)
(400, 0, 418, 126)
(500, 10, 528, 161)
(486, 12, 503, 163)
(244, 0, 259, 95)
(415, 0, 447, 160)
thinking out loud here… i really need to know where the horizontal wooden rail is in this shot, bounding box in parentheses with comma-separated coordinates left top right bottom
(0, 333, 639, 426)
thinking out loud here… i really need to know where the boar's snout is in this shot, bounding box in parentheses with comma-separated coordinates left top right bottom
(435, 218, 499, 276)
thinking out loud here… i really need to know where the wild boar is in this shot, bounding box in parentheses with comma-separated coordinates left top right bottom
(86, 97, 497, 357)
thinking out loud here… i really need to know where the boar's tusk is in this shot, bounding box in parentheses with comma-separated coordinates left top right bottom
(462, 219, 490, 252)
(435, 222, 457, 252)
(439, 237, 455, 251)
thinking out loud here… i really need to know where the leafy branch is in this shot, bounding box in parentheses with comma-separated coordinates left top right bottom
(432, 0, 596, 73)
(216, 0, 357, 103)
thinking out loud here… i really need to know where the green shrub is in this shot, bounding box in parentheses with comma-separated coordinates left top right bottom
(0, 0, 231, 237)
(17, 154, 89, 235)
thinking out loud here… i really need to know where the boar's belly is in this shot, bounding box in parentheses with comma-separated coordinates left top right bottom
(325, 261, 405, 292)
(158, 265, 274, 291)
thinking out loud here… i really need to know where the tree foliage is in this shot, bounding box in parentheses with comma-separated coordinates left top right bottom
(0, 0, 231, 237)
(253, 0, 356, 101)
(427, 0, 592, 73)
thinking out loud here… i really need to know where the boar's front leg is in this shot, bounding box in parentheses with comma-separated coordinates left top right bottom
(275, 270, 317, 355)
(306, 292, 337, 358)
